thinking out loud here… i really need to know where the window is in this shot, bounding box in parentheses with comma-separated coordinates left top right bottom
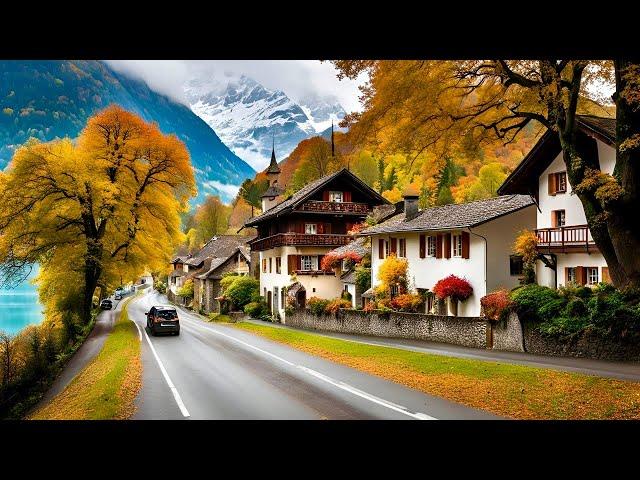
(553, 210, 566, 227)
(329, 191, 343, 202)
(344, 285, 349, 292)
(301, 255, 318, 271)
(398, 238, 406, 257)
(305, 223, 317, 234)
(587, 267, 599, 285)
(275, 257, 281, 274)
(452, 234, 462, 257)
(567, 267, 576, 283)
(510, 255, 524, 276)
(556, 172, 567, 193)
(269, 257, 272, 273)
(427, 236, 436, 257)
(262, 258, 267, 273)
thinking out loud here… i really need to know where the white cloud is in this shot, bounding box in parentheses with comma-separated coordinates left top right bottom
(201, 180, 241, 198)
(104, 60, 367, 112)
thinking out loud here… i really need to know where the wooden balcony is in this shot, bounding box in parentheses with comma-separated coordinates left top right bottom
(296, 200, 371, 214)
(535, 225, 599, 254)
(294, 270, 336, 276)
(249, 233, 353, 252)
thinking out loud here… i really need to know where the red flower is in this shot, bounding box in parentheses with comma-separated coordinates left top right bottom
(433, 275, 473, 302)
(480, 289, 513, 321)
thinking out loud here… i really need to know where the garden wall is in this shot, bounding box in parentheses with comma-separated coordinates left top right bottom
(286, 309, 489, 349)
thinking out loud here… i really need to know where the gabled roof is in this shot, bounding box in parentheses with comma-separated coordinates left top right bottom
(195, 245, 253, 280)
(498, 115, 615, 195)
(360, 195, 534, 235)
(186, 235, 255, 267)
(327, 236, 368, 258)
(171, 255, 189, 264)
(244, 168, 389, 226)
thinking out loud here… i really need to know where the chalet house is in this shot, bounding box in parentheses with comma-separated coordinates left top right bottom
(167, 235, 253, 311)
(497, 115, 615, 288)
(326, 237, 369, 308)
(244, 150, 388, 321)
(361, 188, 536, 317)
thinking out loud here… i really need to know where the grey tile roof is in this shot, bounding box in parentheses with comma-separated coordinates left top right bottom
(327, 236, 368, 258)
(195, 257, 230, 280)
(244, 168, 388, 226)
(340, 269, 356, 284)
(360, 195, 534, 235)
(169, 269, 186, 278)
(186, 235, 255, 267)
(577, 115, 615, 144)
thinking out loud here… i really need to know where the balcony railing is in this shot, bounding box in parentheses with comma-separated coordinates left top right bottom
(535, 224, 597, 253)
(294, 270, 336, 276)
(296, 200, 371, 214)
(250, 233, 353, 251)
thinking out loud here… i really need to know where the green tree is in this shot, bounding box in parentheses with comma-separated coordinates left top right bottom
(238, 178, 268, 216)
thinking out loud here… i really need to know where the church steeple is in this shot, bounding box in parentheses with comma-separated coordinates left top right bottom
(266, 135, 280, 175)
(262, 135, 284, 212)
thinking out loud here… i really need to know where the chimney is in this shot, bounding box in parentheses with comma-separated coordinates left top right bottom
(402, 185, 420, 221)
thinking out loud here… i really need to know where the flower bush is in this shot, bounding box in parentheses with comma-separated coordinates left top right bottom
(325, 298, 352, 314)
(390, 293, 423, 312)
(376, 254, 408, 297)
(320, 251, 363, 271)
(363, 302, 376, 312)
(432, 275, 473, 302)
(480, 289, 513, 322)
(307, 297, 331, 315)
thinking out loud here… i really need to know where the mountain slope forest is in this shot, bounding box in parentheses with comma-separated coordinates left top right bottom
(0, 60, 255, 204)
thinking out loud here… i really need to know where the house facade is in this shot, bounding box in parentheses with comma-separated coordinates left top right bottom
(498, 115, 615, 288)
(168, 255, 190, 299)
(244, 153, 388, 321)
(362, 189, 536, 317)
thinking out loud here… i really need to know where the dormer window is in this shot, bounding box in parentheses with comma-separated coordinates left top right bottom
(329, 191, 343, 203)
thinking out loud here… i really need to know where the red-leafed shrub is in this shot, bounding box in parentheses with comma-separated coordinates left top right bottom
(363, 302, 376, 312)
(433, 275, 473, 302)
(480, 289, 513, 321)
(390, 293, 423, 312)
(320, 252, 342, 271)
(325, 298, 352, 314)
(347, 222, 367, 234)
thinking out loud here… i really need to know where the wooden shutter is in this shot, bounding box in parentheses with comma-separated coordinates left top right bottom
(436, 234, 443, 258)
(317, 223, 324, 234)
(602, 267, 611, 283)
(444, 233, 452, 259)
(323, 190, 330, 201)
(551, 211, 557, 228)
(318, 255, 325, 271)
(287, 255, 297, 274)
(419, 235, 426, 258)
(324, 222, 331, 234)
(378, 239, 385, 259)
(344, 191, 352, 202)
(548, 173, 556, 196)
(461, 231, 470, 259)
(390, 238, 397, 254)
(576, 266, 586, 285)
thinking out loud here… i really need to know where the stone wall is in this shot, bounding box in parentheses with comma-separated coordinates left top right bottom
(286, 309, 488, 349)
(491, 312, 525, 353)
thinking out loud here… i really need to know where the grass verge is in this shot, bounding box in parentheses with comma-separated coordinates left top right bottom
(233, 322, 640, 420)
(29, 296, 142, 420)
(207, 313, 233, 323)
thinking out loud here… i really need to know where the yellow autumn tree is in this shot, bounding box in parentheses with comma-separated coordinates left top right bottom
(0, 104, 196, 325)
(375, 254, 409, 297)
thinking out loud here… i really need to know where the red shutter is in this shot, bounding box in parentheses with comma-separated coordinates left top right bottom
(324, 222, 331, 234)
(390, 238, 397, 254)
(436, 234, 443, 258)
(323, 190, 330, 201)
(318, 255, 325, 271)
(297, 221, 305, 233)
(419, 235, 426, 258)
(378, 239, 385, 259)
(461, 231, 470, 259)
(444, 233, 452, 259)
(548, 173, 556, 196)
(317, 223, 324, 234)
(344, 191, 352, 202)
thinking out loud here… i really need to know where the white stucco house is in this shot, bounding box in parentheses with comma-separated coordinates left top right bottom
(498, 115, 615, 288)
(360, 189, 536, 317)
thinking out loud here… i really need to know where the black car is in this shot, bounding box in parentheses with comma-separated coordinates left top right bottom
(100, 299, 113, 310)
(146, 306, 180, 336)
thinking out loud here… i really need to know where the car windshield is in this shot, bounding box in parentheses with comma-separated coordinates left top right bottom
(157, 310, 177, 320)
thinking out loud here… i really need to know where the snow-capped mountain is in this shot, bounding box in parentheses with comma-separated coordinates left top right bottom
(184, 74, 346, 170)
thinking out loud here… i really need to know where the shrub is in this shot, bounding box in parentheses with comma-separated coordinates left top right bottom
(177, 279, 194, 299)
(355, 265, 371, 293)
(220, 273, 240, 293)
(363, 302, 376, 312)
(244, 301, 267, 318)
(307, 297, 331, 315)
(433, 275, 473, 303)
(225, 276, 260, 309)
(510, 284, 561, 323)
(324, 298, 352, 314)
(154, 280, 167, 294)
(376, 254, 408, 296)
(341, 290, 353, 302)
(566, 297, 588, 317)
(390, 293, 423, 312)
(480, 289, 513, 321)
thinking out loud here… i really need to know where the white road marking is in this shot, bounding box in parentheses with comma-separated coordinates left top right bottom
(136, 297, 190, 418)
(178, 315, 435, 420)
(130, 314, 142, 341)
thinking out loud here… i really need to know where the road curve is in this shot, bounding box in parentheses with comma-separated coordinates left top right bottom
(129, 291, 498, 420)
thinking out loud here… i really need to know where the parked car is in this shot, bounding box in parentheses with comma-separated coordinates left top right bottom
(146, 305, 180, 336)
(114, 292, 123, 300)
(100, 299, 113, 310)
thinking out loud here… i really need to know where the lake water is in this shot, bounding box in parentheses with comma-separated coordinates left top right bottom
(0, 268, 44, 335)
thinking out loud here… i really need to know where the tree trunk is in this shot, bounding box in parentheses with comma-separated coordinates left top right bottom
(82, 244, 102, 324)
(609, 60, 640, 290)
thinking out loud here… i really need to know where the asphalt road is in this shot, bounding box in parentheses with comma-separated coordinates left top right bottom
(129, 290, 498, 420)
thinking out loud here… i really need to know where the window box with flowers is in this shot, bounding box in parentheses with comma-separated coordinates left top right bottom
(432, 275, 473, 316)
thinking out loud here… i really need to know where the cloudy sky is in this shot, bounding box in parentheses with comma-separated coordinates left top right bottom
(105, 60, 367, 112)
